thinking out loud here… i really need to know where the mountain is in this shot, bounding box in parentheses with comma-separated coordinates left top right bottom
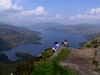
(26, 22, 64, 29)
(1, 32, 100, 75)
(27, 22, 100, 40)
(0, 23, 41, 50)
(0, 37, 12, 50)
(48, 23, 100, 40)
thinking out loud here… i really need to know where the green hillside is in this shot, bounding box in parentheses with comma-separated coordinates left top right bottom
(0, 47, 79, 75)
(0, 23, 41, 50)
(1, 33, 100, 75)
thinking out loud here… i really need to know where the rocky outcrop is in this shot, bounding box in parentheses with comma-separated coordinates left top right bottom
(85, 33, 100, 69)
(85, 33, 100, 48)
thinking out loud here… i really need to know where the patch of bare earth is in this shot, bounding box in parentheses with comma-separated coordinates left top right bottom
(60, 48, 100, 75)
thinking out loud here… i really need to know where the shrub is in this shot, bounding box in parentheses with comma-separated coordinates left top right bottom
(86, 45, 91, 48)
(93, 60, 99, 68)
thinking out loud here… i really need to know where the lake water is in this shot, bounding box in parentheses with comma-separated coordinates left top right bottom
(0, 29, 87, 61)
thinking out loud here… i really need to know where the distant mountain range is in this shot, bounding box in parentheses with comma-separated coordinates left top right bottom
(27, 22, 100, 40)
(0, 23, 41, 50)
(47, 23, 100, 40)
(26, 22, 64, 29)
(0, 21, 100, 46)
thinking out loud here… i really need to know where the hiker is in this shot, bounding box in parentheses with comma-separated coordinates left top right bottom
(51, 41, 60, 53)
(60, 41, 64, 46)
(63, 39, 68, 47)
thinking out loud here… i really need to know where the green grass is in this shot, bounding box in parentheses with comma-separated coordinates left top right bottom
(86, 44, 91, 48)
(93, 60, 99, 69)
(31, 48, 79, 75)
(86, 40, 100, 48)
(91, 40, 98, 44)
(41, 48, 53, 60)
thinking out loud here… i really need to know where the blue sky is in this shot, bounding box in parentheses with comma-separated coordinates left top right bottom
(0, 0, 100, 26)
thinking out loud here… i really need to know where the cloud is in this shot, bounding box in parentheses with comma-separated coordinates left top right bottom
(50, 14, 61, 20)
(22, 6, 49, 16)
(0, 0, 100, 25)
(0, 0, 48, 16)
(70, 8, 100, 20)
(0, 0, 48, 23)
(0, 0, 23, 12)
(87, 8, 100, 14)
(55, 14, 60, 19)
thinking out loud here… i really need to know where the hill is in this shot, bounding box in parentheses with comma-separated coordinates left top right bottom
(48, 23, 100, 40)
(0, 47, 79, 75)
(0, 22, 100, 75)
(1, 33, 100, 75)
(26, 22, 64, 29)
(0, 23, 41, 50)
(27, 22, 100, 41)
(85, 33, 100, 69)
(60, 33, 100, 75)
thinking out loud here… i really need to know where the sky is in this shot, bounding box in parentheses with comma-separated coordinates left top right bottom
(0, 0, 100, 26)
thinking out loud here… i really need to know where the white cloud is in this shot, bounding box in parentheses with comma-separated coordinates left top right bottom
(55, 14, 60, 19)
(50, 14, 61, 20)
(70, 16, 74, 20)
(0, 0, 23, 12)
(70, 8, 100, 20)
(0, 0, 100, 25)
(87, 8, 100, 14)
(22, 6, 49, 16)
(35, 17, 46, 20)
(0, 0, 11, 10)
(0, 0, 48, 24)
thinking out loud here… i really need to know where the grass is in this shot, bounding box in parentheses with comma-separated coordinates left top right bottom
(86, 44, 91, 48)
(31, 48, 79, 75)
(86, 40, 100, 48)
(93, 60, 99, 69)
(91, 40, 98, 44)
(41, 48, 53, 60)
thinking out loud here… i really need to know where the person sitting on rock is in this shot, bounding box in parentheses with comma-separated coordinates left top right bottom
(63, 39, 68, 47)
(51, 41, 60, 53)
(60, 41, 64, 46)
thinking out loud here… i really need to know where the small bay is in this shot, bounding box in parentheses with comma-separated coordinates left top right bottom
(0, 29, 87, 61)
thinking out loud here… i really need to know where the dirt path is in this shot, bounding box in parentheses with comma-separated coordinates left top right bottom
(60, 47, 100, 75)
